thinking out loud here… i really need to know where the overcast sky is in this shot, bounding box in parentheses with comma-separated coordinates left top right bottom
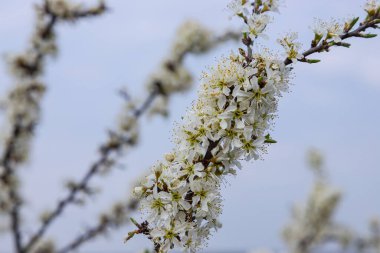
(0, 0, 379, 252)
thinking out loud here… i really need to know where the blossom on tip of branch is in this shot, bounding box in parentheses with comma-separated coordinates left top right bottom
(227, 0, 251, 16)
(365, 0, 380, 16)
(243, 14, 272, 40)
(277, 32, 303, 63)
(229, 0, 280, 41)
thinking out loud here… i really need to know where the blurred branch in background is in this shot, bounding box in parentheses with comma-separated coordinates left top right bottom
(282, 149, 380, 253)
(248, 149, 379, 253)
(0, 0, 106, 252)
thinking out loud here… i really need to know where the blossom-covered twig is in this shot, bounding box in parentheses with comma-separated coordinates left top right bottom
(127, 1, 379, 252)
(24, 21, 240, 252)
(284, 1, 380, 65)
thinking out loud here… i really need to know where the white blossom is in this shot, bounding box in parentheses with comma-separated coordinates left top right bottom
(312, 19, 344, 43)
(365, 0, 380, 15)
(277, 32, 303, 63)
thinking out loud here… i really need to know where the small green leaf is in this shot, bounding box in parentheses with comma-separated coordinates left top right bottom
(264, 134, 277, 144)
(130, 217, 140, 228)
(361, 33, 378, 38)
(306, 59, 321, 64)
(345, 17, 359, 32)
(333, 42, 351, 48)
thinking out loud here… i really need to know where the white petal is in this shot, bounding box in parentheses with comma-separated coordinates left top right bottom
(220, 120, 228, 129)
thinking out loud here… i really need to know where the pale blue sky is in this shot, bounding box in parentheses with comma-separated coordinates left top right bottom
(0, 0, 379, 252)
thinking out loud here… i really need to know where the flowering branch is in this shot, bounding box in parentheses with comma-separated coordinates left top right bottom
(127, 1, 379, 252)
(284, 2, 380, 65)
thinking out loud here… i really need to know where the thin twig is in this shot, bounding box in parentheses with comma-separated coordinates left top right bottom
(284, 19, 380, 66)
(57, 199, 138, 253)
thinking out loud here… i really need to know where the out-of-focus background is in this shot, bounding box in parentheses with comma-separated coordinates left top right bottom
(0, 0, 379, 252)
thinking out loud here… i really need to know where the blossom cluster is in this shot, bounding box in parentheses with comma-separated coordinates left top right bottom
(135, 51, 291, 252)
(126, 0, 380, 251)
(131, 2, 289, 252)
